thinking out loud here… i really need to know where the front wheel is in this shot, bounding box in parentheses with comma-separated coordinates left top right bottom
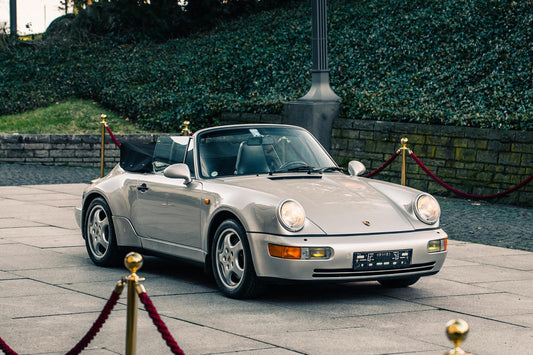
(378, 276, 420, 288)
(84, 197, 121, 267)
(211, 219, 264, 299)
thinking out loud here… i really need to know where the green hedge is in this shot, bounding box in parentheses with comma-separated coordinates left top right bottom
(1, 0, 531, 132)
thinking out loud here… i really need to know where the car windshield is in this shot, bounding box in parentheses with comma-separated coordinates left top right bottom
(197, 126, 337, 178)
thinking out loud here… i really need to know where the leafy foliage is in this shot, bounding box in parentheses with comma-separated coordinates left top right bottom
(53, 0, 295, 43)
(331, 0, 533, 130)
(0, 0, 531, 132)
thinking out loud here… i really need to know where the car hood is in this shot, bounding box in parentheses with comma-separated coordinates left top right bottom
(223, 174, 416, 235)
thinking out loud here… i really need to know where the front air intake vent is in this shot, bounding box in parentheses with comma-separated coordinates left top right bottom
(312, 262, 435, 278)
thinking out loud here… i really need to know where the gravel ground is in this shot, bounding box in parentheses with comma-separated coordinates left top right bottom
(1, 162, 531, 252)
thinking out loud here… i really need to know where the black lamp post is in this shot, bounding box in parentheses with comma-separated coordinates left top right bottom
(9, 0, 17, 37)
(301, 0, 339, 101)
(285, 0, 340, 151)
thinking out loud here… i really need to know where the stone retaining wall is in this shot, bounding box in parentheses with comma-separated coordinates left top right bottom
(329, 119, 532, 207)
(0, 133, 159, 167)
(1, 114, 531, 206)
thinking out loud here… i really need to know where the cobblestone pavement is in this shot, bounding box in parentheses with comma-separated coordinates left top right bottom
(0, 162, 101, 185)
(438, 197, 532, 252)
(1, 162, 531, 251)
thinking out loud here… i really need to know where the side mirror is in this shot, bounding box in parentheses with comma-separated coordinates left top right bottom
(163, 163, 192, 184)
(348, 160, 366, 176)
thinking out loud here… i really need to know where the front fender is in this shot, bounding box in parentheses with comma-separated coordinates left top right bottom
(202, 179, 325, 239)
(366, 178, 441, 229)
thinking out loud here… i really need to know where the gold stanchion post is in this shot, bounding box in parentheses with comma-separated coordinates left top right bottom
(445, 319, 472, 355)
(124, 252, 145, 355)
(180, 120, 191, 136)
(400, 137, 409, 186)
(100, 114, 107, 178)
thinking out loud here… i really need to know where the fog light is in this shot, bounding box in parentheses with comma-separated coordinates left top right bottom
(268, 244, 333, 260)
(428, 238, 447, 253)
(307, 247, 331, 259)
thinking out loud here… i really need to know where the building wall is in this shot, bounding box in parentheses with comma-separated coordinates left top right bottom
(1, 114, 531, 206)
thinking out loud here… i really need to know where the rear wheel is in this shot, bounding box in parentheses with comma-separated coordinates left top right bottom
(84, 197, 121, 267)
(378, 276, 420, 288)
(211, 219, 264, 299)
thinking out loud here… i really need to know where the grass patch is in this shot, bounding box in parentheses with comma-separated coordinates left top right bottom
(0, 99, 147, 134)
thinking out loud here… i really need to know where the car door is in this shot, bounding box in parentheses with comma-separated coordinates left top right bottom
(131, 174, 203, 250)
(130, 136, 203, 253)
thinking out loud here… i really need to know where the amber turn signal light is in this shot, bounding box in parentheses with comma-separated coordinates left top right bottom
(268, 244, 301, 259)
(268, 244, 333, 260)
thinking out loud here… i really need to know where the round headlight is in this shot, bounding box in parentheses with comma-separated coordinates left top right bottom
(414, 194, 440, 224)
(278, 200, 306, 232)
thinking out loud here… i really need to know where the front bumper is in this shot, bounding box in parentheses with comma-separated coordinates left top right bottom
(247, 229, 447, 281)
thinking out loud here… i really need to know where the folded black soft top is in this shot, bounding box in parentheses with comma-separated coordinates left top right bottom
(119, 142, 155, 172)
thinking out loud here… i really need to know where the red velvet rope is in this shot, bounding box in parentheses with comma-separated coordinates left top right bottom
(0, 289, 121, 355)
(105, 125, 121, 147)
(65, 289, 122, 355)
(138, 292, 186, 355)
(410, 152, 533, 199)
(363, 151, 400, 178)
(0, 337, 18, 355)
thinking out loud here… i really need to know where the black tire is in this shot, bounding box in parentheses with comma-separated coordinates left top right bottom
(211, 219, 264, 299)
(378, 276, 420, 288)
(84, 197, 121, 267)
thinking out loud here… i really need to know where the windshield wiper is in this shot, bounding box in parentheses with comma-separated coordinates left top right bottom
(317, 166, 344, 173)
(288, 165, 316, 172)
(270, 165, 343, 175)
(271, 165, 316, 174)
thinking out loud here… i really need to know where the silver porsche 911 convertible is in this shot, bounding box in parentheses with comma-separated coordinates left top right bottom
(76, 124, 447, 298)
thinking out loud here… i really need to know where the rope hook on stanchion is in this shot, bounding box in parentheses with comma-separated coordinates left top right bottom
(122, 252, 186, 355)
(105, 125, 121, 148)
(99, 114, 121, 178)
(362, 137, 409, 181)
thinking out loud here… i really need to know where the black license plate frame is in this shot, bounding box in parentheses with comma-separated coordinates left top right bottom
(353, 249, 412, 271)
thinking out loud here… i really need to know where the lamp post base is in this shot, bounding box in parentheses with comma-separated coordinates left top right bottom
(284, 99, 340, 152)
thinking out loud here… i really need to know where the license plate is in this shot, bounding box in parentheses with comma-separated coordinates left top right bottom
(353, 249, 412, 271)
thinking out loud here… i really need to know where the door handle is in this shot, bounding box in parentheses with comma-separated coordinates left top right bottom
(137, 183, 149, 192)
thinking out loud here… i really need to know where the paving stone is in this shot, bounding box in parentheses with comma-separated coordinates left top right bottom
(0, 217, 44, 228)
(0, 180, 531, 354)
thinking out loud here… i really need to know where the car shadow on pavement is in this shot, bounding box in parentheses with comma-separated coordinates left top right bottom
(109, 253, 410, 302)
